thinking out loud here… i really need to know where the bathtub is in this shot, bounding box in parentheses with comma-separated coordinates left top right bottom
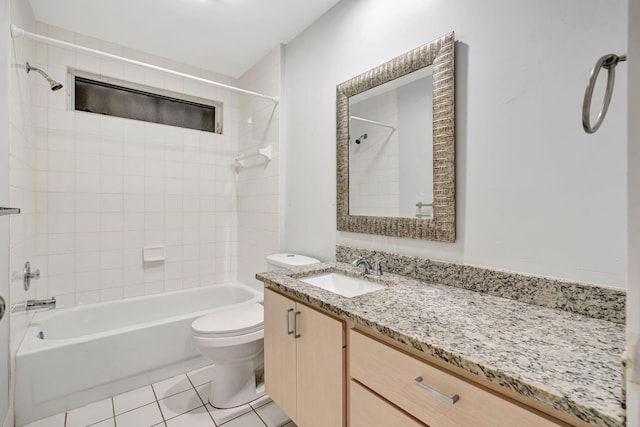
(15, 283, 263, 426)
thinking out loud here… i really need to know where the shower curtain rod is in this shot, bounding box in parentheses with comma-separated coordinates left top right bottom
(349, 115, 397, 131)
(9, 24, 279, 105)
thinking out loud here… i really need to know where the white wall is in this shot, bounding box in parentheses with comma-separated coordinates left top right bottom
(283, 0, 628, 288)
(627, 0, 640, 424)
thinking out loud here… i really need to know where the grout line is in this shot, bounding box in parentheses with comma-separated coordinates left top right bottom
(149, 384, 168, 427)
(186, 374, 219, 426)
(252, 408, 269, 427)
(155, 400, 168, 427)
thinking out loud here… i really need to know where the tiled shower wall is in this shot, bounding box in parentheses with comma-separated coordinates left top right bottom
(24, 24, 248, 308)
(236, 47, 282, 289)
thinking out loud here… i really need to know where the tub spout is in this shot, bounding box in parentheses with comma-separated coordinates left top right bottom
(26, 297, 56, 311)
(13, 297, 56, 313)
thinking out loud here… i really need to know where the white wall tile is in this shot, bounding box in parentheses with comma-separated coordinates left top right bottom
(20, 29, 277, 309)
(48, 233, 75, 254)
(48, 213, 75, 234)
(76, 272, 101, 292)
(76, 252, 100, 272)
(76, 232, 101, 252)
(75, 213, 100, 233)
(75, 173, 100, 192)
(101, 231, 123, 250)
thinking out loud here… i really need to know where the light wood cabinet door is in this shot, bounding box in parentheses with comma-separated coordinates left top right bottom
(296, 303, 344, 427)
(265, 289, 345, 427)
(264, 289, 298, 421)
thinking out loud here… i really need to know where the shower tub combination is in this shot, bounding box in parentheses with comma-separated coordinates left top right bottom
(15, 283, 262, 426)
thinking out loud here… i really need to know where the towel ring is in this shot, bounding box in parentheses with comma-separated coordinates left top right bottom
(582, 53, 627, 134)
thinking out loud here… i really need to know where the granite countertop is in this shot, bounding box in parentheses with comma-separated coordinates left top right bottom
(256, 262, 626, 427)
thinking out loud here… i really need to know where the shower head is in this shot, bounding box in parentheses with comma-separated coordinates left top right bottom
(25, 62, 63, 91)
(355, 133, 368, 144)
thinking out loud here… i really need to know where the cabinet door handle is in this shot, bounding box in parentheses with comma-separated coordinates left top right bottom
(293, 311, 301, 339)
(413, 376, 459, 405)
(286, 308, 294, 335)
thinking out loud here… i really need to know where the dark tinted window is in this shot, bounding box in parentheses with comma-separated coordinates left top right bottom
(75, 76, 217, 132)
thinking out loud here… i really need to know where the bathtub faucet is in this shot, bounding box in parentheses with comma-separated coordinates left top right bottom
(12, 297, 56, 313)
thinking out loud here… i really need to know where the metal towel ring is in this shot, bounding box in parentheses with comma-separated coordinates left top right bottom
(582, 53, 627, 134)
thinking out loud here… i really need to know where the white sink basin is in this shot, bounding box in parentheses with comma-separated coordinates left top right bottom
(299, 272, 385, 298)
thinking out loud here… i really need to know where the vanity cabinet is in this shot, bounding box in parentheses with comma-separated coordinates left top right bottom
(349, 330, 565, 427)
(264, 289, 344, 427)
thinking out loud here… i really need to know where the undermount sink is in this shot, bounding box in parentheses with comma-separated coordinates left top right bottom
(299, 272, 386, 298)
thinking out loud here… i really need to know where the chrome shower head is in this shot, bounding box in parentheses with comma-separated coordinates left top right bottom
(355, 133, 368, 144)
(25, 62, 63, 91)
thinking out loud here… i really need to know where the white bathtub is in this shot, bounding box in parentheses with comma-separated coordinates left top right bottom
(15, 283, 263, 426)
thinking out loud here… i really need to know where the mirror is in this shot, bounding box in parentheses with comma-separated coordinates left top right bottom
(336, 32, 455, 242)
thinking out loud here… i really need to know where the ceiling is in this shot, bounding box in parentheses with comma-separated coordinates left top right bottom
(28, 0, 341, 78)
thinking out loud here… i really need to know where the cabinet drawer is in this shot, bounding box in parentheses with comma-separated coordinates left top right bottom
(350, 380, 425, 427)
(349, 330, 562, 427)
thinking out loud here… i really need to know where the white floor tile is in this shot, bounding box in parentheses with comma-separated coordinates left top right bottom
(66, 398, 114, 427)
(153, 374, 193, 399)
(165, 406, 216, 427)
(206, 403, 252, 425)
(280, 422, 297, 427)
(249, 394, 272, 409)
(187, 364, 215, 387)
(88, 418, 115, 426)
(21, 413, 65, 427)
(115, 402, 164, 427)
(158, 388, 202, 420)
(195, 383, 209, 404)
(254, 401, 290, 427)
(222, 411, 267, 427)
(114, 385, 157, 414)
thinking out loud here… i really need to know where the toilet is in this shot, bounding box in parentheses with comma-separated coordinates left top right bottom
(191, 253, 320, 408)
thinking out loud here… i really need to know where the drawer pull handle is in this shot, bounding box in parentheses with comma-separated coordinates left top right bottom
(286, 308, 294, 335)
(293, 311, 301, 339)
(413, 376, 459, 405)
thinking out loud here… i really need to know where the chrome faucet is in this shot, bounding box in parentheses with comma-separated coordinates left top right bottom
(12, 297, 56, 313)
(351, 257, 383, 276)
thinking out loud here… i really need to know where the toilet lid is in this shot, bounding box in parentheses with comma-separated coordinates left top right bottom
(192, 303, 264, 336)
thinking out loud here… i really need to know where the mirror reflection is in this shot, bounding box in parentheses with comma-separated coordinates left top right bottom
(348, 66, 434, 218)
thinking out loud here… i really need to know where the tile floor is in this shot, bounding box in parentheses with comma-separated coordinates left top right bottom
(22, 365, 296, 427)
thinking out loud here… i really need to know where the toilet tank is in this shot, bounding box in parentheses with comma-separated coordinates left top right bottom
(266, 253, 320, 271)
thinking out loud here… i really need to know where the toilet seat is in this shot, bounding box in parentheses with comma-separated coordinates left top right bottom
(192, 303, 264, 338)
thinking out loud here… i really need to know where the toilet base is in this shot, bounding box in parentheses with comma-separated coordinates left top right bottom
(208, 362, 265, 408)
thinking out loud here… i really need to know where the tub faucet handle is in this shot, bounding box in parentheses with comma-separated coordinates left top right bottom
(23, 261, 40, 291)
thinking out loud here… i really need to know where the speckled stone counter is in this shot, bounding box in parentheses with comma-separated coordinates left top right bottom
(257, 263, 626, 427)
(336, 245, 626, 324)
